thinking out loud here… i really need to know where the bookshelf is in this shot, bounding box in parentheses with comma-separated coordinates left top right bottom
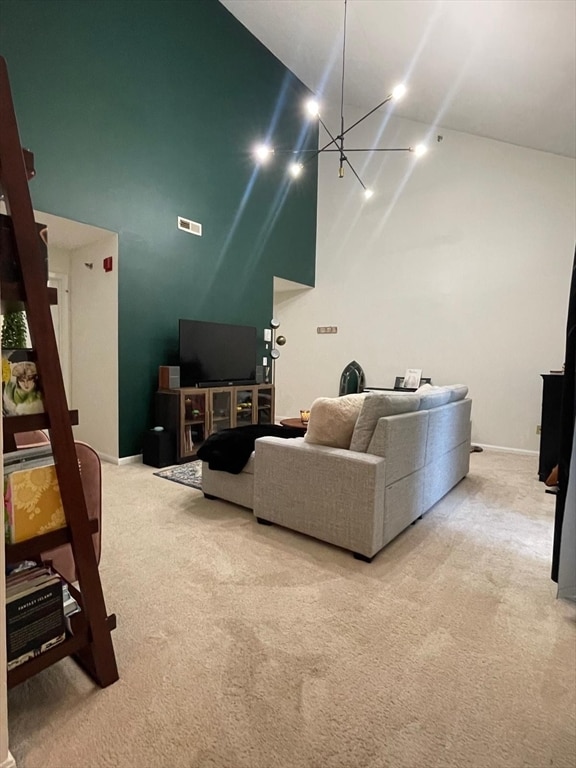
(0, 51, 118, 712)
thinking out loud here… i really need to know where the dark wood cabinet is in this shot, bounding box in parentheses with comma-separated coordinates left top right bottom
(538, 374, 564, 481)
(155, 384, 275, 463)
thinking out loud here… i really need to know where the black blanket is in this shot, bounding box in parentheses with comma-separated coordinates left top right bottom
(197, 424, 303, 474)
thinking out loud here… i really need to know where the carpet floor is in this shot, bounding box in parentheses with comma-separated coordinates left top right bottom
(7, 450, 576, 768)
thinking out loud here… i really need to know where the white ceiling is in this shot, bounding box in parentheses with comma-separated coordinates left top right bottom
(35, 211, 115, 250)
(220, 0, 576, 158)
(0, 202, 114, 249)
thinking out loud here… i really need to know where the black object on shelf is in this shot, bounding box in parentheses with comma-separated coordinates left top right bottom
(394, 376, 432, 391)
(339, 360, 365, 395)
(142, 429, 175, 468)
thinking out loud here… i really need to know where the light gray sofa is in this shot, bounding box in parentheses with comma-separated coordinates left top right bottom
(202, 386, 472, 561)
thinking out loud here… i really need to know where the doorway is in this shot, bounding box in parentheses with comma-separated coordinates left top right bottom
(36, 210, 119, 461)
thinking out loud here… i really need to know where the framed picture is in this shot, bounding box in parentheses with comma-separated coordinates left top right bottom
(402, 368, 422, 389)
(394, 372, 432, 391)
(2, 349, 44, 416)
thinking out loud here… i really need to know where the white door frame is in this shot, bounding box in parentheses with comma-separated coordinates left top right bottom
(48, 271, 71, 402)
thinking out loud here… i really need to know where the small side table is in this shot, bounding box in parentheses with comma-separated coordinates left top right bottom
(279, 418, 308, 435)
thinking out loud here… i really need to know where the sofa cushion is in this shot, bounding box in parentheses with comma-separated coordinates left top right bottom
(350, 393, 421, 452)
(444, 384, 469, 402)
(304, 394, 366, 449)
(417, 385, 452, 410)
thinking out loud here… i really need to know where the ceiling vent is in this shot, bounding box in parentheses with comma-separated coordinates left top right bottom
(178, 217, 202, 236)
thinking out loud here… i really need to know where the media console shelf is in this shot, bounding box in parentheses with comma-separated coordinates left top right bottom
(155, 384, 274, 463)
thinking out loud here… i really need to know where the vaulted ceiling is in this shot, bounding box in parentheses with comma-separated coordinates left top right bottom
(220, 0, 576, 158)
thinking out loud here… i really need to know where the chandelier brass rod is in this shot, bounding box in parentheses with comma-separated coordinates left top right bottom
(343, 155, 366, 190)
(311, 93, 394, 159)
(319, 147, 412, 153)
(319, 116, 342, 152)
(340, 0, 348, 132)
(273, 147, 412, 154)
(339, 94, 393, 139)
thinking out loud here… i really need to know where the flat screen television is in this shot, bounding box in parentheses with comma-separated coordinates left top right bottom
(179, 319, 257, 387)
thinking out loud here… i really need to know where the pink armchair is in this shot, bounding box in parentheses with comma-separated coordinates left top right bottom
(14, 431, 102, 583)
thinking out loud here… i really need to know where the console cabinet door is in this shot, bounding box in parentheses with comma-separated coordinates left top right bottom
(234, 387, 255, 427)
(257, 386, 274, 425)
(209, 388, 233, 434)
(538, 374, 563, 481)
(180, 390, 208, 459)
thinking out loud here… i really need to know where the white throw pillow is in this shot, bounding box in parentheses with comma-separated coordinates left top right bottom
(349, 393, 421, 452)
(304, 394, 366, 449)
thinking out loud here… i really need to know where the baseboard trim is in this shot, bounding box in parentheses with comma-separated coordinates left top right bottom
(98, 452, 120, 465)
(475, 443, 538, 456)
(118, 454, 143, 466)
(1, 751, 16, 768)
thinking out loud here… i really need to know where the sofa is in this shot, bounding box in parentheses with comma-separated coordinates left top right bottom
(202, 385, 472, 561)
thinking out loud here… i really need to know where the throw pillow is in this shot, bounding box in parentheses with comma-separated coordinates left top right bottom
(349, 393, 421, 452)
(304, 394, 366, 449)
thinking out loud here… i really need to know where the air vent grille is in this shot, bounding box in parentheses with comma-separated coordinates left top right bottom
(178, 217, 202, 236)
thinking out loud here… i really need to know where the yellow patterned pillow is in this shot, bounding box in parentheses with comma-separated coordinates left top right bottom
(4, 464, 65, 544)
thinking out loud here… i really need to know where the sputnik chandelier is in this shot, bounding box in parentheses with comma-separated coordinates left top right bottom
(253, 0, 428, 199)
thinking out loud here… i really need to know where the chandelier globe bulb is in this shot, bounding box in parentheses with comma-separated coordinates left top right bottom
(254, 144, 274, 163)
(305, 99, 320, 118)
(288, 162, 303, 178)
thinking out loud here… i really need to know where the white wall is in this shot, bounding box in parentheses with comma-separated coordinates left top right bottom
(48, 244, 71, 275)
(70, 237, 119, 460)
(48, 245, 72, 400)
(275, 109, 576, 451)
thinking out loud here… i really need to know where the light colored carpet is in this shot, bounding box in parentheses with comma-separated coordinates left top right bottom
(7, 450, 576, 768)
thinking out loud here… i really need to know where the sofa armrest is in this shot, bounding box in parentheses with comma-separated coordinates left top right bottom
(367, 410, 428, 484)
(253, 436, 387, 557)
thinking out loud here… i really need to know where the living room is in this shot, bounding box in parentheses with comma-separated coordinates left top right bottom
(1, 0, 575, 767)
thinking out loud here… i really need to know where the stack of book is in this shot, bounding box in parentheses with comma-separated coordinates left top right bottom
(5, 565, 67, 670)
(3, 445, 66, 544)
(5, 564, 81, 671)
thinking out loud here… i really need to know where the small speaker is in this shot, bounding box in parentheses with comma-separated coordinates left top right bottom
(159, 365, 180, 389)
(256, 365, 264, 384)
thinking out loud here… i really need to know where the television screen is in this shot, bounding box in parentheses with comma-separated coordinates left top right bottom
(179, 319, 257, 387)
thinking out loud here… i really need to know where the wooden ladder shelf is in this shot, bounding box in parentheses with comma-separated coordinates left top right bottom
(0, 55, 118, 689)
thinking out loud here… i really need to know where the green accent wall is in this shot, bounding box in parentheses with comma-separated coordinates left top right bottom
(0, 0, 317, 457)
